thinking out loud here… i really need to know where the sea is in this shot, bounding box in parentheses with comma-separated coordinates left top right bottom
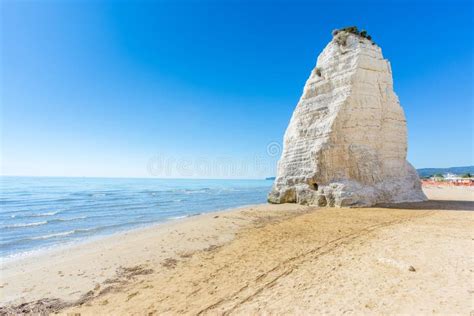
(0, 176, 272, 259)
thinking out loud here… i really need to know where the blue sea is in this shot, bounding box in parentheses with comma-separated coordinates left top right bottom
(0, 176, 272, 259)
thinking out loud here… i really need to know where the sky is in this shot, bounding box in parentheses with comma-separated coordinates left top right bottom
(1, 0, 473, 178)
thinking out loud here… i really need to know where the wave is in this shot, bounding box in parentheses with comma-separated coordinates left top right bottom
(90, 193, 106, 197)
(54, 198, 76, 202)
(48, 216, 87, 223)
(31, 211, 61, 217)
(168, 215, 187, 220)
(181, 188, 212, 194)
(29, 231, 76, 240)
(3, 216, 87, 229)
(168, 212, 201, 220)
(3, 221, 47, 228)
(24, 221, 155, 242)
(20, 227, 97, 242)
(0, 218, 159, 251)
(3, 210, 60, 219)
(158, 188, 216, 194)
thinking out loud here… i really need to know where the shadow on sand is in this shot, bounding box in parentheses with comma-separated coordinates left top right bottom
(375, 200, 474, 211)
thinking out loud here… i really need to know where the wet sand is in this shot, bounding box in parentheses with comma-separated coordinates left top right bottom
(1, 186, 473, 315)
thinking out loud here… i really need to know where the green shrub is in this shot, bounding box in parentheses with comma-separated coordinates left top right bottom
(331, 26, 374, 45)
(341, 26, 359, 34)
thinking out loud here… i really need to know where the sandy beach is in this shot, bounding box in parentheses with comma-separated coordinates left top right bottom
(1, 186, 473, 315)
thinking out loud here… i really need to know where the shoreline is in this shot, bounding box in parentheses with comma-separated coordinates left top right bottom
(2, 184, 465, 265)
(1, 186, 473, 314)
(1, 203, 311, 307)
(0, 203, 262, 265)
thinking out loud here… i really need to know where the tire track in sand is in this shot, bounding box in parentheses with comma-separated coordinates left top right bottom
(197, 211, 434, 315)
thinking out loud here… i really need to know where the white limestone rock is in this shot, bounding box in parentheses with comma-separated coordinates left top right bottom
(268, 32, 427, 207)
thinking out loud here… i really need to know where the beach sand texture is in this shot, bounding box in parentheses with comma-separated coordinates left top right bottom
(1, 186, 473, 315)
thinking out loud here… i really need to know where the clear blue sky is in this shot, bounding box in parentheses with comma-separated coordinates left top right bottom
(1, 0, 473, 178)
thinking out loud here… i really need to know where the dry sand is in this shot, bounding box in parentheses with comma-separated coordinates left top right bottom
(1, 186, 473, 315)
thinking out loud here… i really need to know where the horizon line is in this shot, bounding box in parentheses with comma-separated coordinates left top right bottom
(0, 174, 275, 181)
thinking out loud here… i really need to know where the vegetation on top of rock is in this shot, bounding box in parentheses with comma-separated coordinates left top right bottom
(332, 26, 374, 46)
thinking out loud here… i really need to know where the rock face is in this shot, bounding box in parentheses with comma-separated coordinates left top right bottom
(268, 31, 427, 207)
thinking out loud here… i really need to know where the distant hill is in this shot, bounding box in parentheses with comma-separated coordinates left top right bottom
(266, 166, 473, 180)
(417, 166, 474, 178)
